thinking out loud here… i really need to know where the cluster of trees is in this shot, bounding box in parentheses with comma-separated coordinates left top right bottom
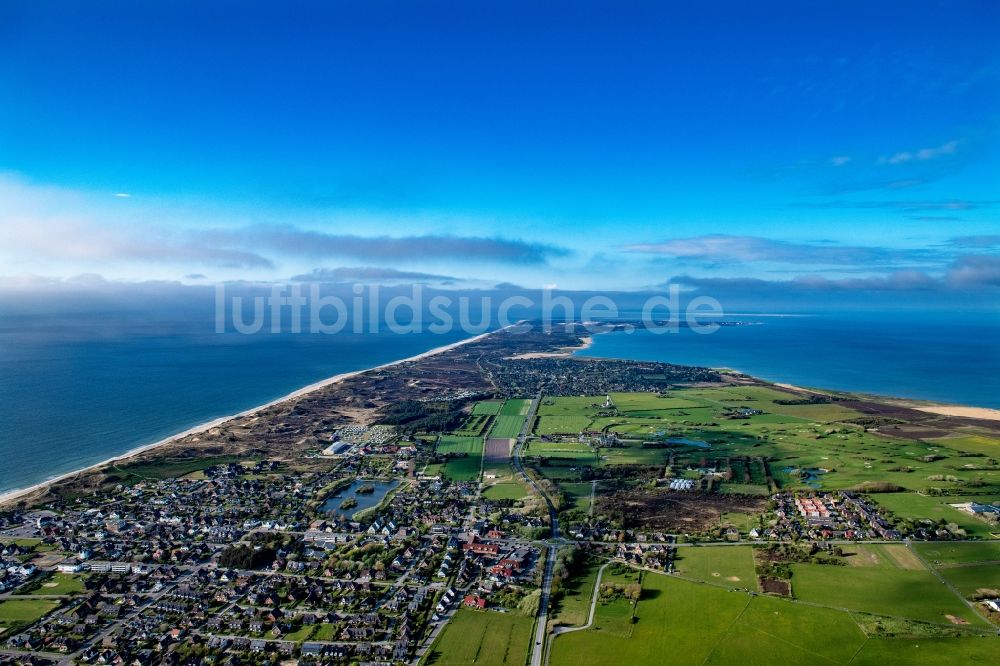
(377, 399, 469, 434)
(219, 544, 276, 570)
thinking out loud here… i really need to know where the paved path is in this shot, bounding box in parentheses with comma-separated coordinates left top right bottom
(551, 561, 610, 637)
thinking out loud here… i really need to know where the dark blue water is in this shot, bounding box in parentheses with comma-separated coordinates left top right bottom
(2, 309, 997, 497)
(0, 314, 467, 495)
(321, 479, 399, 519)
(577, 311, 1000, 410)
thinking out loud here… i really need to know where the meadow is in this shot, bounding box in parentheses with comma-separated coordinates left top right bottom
(424, 608, 532, 666)
(671, 545, 758, 589)
(550, 567, 1000, 666)
(489, 415, 526, 439)
(0, 599, 60, 632)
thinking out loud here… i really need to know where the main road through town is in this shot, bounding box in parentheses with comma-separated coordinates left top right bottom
(511, 390, 563, 666)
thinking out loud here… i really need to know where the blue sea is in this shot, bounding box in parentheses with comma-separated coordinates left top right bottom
(577, 310, 1000, 410)
(0, 313, 468, 496)
(1, 308, 998, 496)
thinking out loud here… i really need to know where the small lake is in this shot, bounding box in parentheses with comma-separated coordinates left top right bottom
(782, 466, 827, 488)
(666, 437, 711, 449)
(321, 479, 399, 519)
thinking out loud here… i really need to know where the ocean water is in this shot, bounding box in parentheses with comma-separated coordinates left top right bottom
(0, 313, 468, 496)
(577, 311, 1000, 410)
(2, 308, 998, 497)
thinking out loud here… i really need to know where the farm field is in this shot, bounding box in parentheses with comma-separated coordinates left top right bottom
(551, 568, 1000, 666)
(441, 456, 481, 482)
(435, 435, 483, 455)
(472, 400, 504, 416)
(489, 415, 526, 439)
(788, 560, 985, 626)
(913, 541, 1000, 566)
(500, 399, 532, 416)
(672, 545, 758, 589)
(424, 608, 532, 666)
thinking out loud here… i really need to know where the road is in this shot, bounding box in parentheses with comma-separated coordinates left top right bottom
(510, 391, 563, 666)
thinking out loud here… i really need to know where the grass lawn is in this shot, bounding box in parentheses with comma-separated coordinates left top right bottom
(23, 573, 85, 596)
(482, 482, 528, 501)
(936, 564, 1000, 598)
(442, 456, 481, 481)
(553, 568, 1000, 666)
(436, 435, 483, 455)
(490, 415, 526, 439)
(115, 455, 245, 480)
(913, 541, 1000, 566)
(552, 559, 602, 627)
(312, 623, 336, 640)
(707, 593, 868, 665)
(500, 399, 532, 416)
(853, 637, 1000, 664)
(560, 482, 594, 515)
(872, 493, 998, 538)
(472, 400, 504, 415)
(425, 608, 532, 666)
(551, 573, 748, 665)
(789, 561, 986, 626)
(534, 415, 593, 435)
(672, 546, 758, 590)
(0, 598, 59, 629)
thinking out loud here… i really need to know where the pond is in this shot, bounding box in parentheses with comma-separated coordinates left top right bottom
(666, 437, 711, 449)
(321, 479, 399, 519)
(782, 466, 827, 488)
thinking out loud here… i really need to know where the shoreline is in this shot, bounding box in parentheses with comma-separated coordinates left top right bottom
(0, 329, 499, 506)
(576, 331, 1000, 422)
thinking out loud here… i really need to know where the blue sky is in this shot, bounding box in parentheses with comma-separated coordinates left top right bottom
(0, 0, 997, 297)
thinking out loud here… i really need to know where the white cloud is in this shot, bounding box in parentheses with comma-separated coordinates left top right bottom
(830, 155, 851, 166)
(880, 139, 959, 165)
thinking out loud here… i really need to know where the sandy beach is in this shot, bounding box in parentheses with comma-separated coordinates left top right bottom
(910, 404, 1000, 422)
(507, 335, 593, 359)
(0, 329, 498, 507)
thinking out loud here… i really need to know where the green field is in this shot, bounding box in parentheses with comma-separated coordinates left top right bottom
(490, 415, 526, 439)
(560, 482, 595, 515)
(524, 390, 1000, 495)
(500, 399, 532, 416)
(442, 456, 482, 481)
(913, 541, 1000, 566)
(425, 608, 532, 665)
(534, 415, 593, 435)
(472, 400, 504, 416)
(672, 545, 758, 589)
(551, 568, 1000, 666)
(436, 435, 483, 455)
(18, 573, 85, 596)
(0, 598, 59, 630)
(872, 493, 1000, 538)
(552, 559, 603, 627)
(789, 560, 985, 625)
(482, 482, 528, 501)
(115, 455, 246, 480)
